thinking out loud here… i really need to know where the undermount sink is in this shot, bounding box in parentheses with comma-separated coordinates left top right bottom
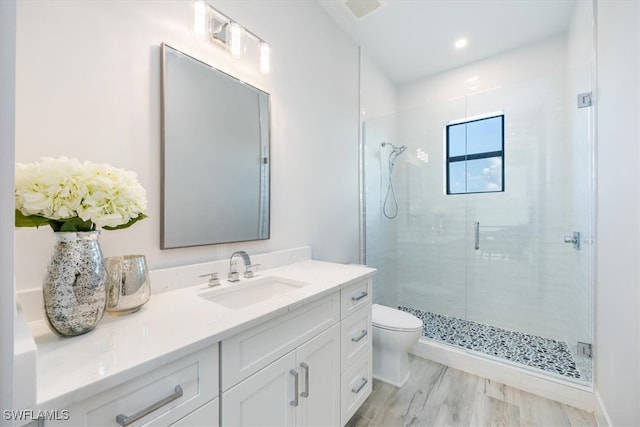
(198, 276, 309, 309)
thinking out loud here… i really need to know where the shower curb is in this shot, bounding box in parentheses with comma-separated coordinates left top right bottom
(410, 338, 595, 412)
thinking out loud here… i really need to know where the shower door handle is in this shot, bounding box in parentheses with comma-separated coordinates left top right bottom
(474, 221, 480, 250)
(564, 231, 581, 250)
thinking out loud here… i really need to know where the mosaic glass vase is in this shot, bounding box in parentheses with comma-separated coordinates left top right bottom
(43, 231, 107, 337)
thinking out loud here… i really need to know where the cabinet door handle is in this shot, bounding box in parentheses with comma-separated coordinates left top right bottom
(289, 369, 299, 407)
(351, 329, 368, 343)
(351, 377, 368, 394)
(300, 362, 310, 398)
(115, 385, 183, 426)
(351, 291, 368, 301)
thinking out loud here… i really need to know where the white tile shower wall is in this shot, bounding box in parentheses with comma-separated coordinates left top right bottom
(394, 99, 468, 321)
(364, 114, 399, 308)
(360, 51, 398, 307)
(14, 1, 360, 291)
(393, 35, 589, 347)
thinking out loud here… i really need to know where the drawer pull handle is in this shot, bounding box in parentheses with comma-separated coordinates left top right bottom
(351, 329, 368, 343)
(290, 369, 299, 407)
(300, 362, 310, 398)
(351, 291, 368, 302)
(351, 377, 368, 394)
(115, 385, 183, 426)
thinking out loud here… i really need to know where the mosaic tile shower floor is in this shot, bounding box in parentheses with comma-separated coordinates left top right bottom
(399, 306, 590, 382)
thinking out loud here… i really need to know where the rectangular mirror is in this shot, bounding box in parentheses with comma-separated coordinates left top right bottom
(161, 44, 270, 248)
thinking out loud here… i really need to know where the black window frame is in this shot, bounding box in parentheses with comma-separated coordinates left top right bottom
(445, 114, 505, 195)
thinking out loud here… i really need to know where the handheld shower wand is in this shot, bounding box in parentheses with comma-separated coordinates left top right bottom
(381, 142, 408, 219)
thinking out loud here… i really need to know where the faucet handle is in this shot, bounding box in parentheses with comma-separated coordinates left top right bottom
(244, 264, 261, 279)
(199, 272, 221, 287)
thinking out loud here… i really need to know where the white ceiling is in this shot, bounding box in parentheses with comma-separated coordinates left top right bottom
(318, 0, 578, 84)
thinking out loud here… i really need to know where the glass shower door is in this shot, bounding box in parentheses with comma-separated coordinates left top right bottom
(465, 132, 593, 383)
(463, 0, 595, 381)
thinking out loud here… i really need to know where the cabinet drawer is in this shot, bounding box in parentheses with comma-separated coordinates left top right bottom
(340, 280, 371, 319)
(169, 398, 218, 426)
(62, 345, 218, 427)
(341, 307, 372, 373)
(221, 293, 340, 391)
(340, 349, 372, 426)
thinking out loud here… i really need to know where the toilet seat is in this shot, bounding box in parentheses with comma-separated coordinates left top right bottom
(372, 304, 423, 332)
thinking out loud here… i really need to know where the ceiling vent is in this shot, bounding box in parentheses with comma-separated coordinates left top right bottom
(343, 0, 384, 19)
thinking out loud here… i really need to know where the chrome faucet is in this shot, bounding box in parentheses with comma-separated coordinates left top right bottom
(228, 251, 259, 282)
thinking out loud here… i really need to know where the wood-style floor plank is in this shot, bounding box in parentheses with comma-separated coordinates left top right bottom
(470, 395, 520, 427)
(346, 355, 596, 427)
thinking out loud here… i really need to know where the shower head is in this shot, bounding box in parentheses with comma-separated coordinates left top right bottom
(382, 141, 407, 156)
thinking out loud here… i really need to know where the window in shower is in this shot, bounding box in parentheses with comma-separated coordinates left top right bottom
(446, 114, 504, 194)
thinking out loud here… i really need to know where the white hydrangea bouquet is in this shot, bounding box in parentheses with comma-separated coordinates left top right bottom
(15, 157, 147, 232)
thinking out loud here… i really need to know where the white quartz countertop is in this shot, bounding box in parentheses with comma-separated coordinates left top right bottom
(28, 260, 376, 410)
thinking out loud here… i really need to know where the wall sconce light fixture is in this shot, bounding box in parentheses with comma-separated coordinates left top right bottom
(193, 0, 271, 75)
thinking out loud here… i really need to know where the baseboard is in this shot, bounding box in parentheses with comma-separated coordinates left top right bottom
(594, 392, 612, 427)
(411, 338, 595, 412)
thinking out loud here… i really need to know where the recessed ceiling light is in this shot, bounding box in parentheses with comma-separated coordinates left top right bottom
(455, 38, 468, 49)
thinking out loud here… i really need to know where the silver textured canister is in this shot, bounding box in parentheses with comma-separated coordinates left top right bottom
(104, 255, 150, 315)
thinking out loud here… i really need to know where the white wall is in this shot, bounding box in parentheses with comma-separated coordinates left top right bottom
(595, 1, 640, 425)
(14, 0, 360, 292)
(0, 0, 16, 418)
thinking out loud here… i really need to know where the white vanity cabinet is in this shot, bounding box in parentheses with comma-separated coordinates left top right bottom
(339, 279, 373, 426)
(221, 293, 341, 427)
(41, 345, 219, 427)
(25, 261, 376, 427)
(222, 325, 341, 426)
(170, 398, 219, 426)
(221, 277, 373, 427)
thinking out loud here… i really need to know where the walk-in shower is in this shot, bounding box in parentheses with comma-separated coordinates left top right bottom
(362, 1, 594, 385)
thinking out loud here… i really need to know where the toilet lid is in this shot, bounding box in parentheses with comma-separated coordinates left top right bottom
(372, 304, 423, 331)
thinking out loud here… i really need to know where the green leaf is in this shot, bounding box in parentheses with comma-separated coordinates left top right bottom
(103, 213, 148, 231)
(15, 210, 52, 228)
(15, 210, 147, 233)
(59, 217, 94, 232)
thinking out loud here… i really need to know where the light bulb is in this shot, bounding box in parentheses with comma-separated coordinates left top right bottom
(259, 42, 271, 74)
(229, 22, 243, 57)
(193, 0, 207, 38)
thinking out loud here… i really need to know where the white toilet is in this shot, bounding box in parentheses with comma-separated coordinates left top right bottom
(371, 304, 423, 387)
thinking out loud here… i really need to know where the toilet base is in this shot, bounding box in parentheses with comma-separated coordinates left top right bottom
(372, 370, 410, 388)
(372, 344, 414, 388)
